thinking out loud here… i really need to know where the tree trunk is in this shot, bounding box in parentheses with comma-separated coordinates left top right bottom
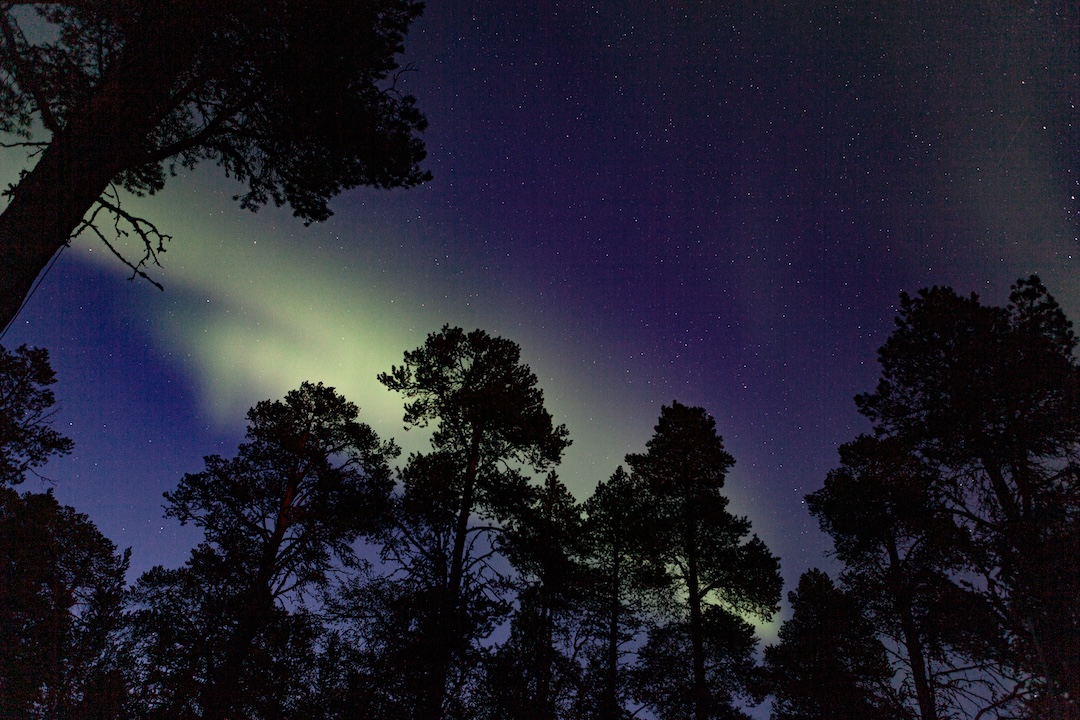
(201, 584, 276, 720)
(202, 441, 303, 720)
(0, 128, 120, 328)
(600, 547, 621, 720)
(686, 531, 706, 720)
(886, 533, 937, 720)
(420, 430, 482, 720)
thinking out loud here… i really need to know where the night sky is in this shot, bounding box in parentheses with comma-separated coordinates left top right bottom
(3, 0, 1078, 638)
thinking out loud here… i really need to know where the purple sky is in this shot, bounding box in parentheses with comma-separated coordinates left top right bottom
(3, 0, 1077, 636)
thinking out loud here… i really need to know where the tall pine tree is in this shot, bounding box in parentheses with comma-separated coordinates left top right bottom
(357, 326, 571, 720)
(625, 401, 780, 720)
(855, 277, 1080, 718)
(128, 382, 396, 720)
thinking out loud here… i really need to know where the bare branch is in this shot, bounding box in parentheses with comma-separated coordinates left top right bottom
(73, 190, 172, 290)
(0, 139, 47, 148)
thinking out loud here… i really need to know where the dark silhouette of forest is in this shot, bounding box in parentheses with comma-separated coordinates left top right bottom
(2, 4, 1078, 719)
(2, 278, 1079, 720)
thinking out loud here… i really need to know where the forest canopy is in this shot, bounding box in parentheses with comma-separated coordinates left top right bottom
(1, 279, 1078, 720)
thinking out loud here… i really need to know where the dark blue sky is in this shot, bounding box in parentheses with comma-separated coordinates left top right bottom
(3, 0, 1077, 636)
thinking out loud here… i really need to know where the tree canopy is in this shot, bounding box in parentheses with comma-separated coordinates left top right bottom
(0, 487, 130, 719)
(808, 435, 999, 719)
(0, 343, 72, 485)
(815, 276, 1080, 719)
(128, 381, 397, 720)
(625, 401, 781, 720)
(763, 569, 903, 720)
(0, 0, 429, 327)
(577, 466, 652, 720)
(0, 342, 130, 718)
(8, 307, 1075, 719)
(343, 326, 572, 720)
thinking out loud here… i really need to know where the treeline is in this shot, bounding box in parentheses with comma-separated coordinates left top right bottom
(1, 278, 1077, 720)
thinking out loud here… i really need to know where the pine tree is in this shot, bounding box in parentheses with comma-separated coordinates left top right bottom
(625, 401, 780, 720)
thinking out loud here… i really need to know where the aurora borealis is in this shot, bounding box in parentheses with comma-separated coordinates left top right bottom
(2, 0, 1077, 637)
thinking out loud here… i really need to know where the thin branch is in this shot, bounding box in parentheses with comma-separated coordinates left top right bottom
(465, 523, 503, 536)
(79, 219, 163, 290)
(972, 680, 1028, 720)
(0, 139, 47, 148)
(139, 88, 261, 167)
(391, 520, 445, 569)
(98, 184, 171, 261)
(73, 194, 170, 290)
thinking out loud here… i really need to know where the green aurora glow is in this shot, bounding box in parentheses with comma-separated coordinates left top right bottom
(67, 178, 789, 639)
(71, 175, 766, 516)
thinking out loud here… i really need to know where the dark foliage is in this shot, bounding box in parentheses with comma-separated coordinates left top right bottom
(0, 340, 130, 717)
(335, 326, 572, 720)
(378, 325, 571, 472)
(0, 487, 129, 719)
(484, 473, 589, 720)
(625, 401, 781, 720)
(127, 382, 396, 720)
(576, 467, 653, 720)
(764, 569, 907, 720)
(818, 276, 1080, 719)
(334, 451, 512, 720)
(0, 0, 429, 326)
(631, 607, 760, 720)
(0, 343, 73, 485)
(24, 314, 1080, 720)
(128, 552, 328, 720)
(164, 381, 397, 596)
(808, 435, 1003, 720)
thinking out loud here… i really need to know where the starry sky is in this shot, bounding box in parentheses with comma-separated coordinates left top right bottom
(2, 0, 1078, 634)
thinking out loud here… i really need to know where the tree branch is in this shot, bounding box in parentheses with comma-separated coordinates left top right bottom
(73, 188, 172, 290)
(0, 139, 47, 148)
(0, 11, 61, 134)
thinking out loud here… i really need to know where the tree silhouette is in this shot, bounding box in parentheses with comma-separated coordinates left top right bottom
(632, 606, 760, 720)
(128, 382, 396, 720)
(577, 466, 652, 720)
(808, 436, 1015, 719)
(336, 450, 513, 720)
(0, 487, 129, 719)
(764, 568, 906, 720)
(855, 276, 1080, 718)
(0, 340, 127, 717)
(367, 326, 571, 720)
(625, 401, 781, 720)
(811, 437, 945, 719)
(486, 472, 588, 720)
(0, 0, 429, 327)
(129, 551, 334, 720)
(0, 343, 72, 485)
